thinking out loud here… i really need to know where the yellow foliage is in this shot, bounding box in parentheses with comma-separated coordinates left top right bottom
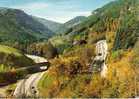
(106, 31, 116, 50)
(38, 41, 137, 98)
(108, 51, 135, 80)
(105, 50, 136, 98)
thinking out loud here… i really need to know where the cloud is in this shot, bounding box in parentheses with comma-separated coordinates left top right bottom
(10, 2, 91, 23)
(0, 0, 114, 23)
(12, 2, 48, 11)
(35, 11, 91, 23)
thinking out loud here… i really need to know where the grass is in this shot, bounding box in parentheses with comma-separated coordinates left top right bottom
(105, 50, 136, 98)
(49, 36, 68, 46)
(0, 64, 12, 72)
(37, 71, 57, 97)
(38, 72, 55, 89)
(0, 44, 34, 70)
(0, 45, 23, 57)
(111, 50, 124, 61)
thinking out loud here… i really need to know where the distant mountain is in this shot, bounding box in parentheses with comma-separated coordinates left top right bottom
(34, 16, 87, 34)
(32, 16, 63, 33)
(64, 16, 87, 28)
(0, 7, 54, 48)
(56, 16, 87, 34)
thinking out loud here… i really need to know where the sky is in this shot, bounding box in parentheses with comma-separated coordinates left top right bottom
(0, 0, 114, 23)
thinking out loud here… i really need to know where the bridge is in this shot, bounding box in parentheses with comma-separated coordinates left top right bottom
(12, 54, 50, 98)
(16, 62, 50, 74)
(13, 61, 50, 98)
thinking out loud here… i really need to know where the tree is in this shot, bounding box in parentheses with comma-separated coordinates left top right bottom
(43, 42, 58, 59)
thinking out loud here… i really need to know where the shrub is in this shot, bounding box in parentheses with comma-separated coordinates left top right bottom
(111, 50, 124, 61)
(27, 42, 58, 59)
(132, 40, 139, 67)
(43, 42, 58, 59)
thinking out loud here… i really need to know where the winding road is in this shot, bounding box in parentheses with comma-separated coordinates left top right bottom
(93, 40, 108, 77)
(14, 40, 108, 97)
(13, 55, 48, 97)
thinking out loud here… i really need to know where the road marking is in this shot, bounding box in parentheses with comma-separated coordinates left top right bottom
(93, 40, 108, 77)
(13, 55, 48, 97)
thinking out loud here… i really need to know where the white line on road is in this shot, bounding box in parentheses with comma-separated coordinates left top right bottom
(13, 55, 48, 97)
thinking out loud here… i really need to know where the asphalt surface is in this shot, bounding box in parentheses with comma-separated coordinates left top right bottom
(13, 55, 47, 97)
(14, 40, 108, 97)
(95, 40, 108, 77)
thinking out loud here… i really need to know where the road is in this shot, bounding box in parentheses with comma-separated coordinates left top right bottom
(14, 40, 108, 97)
(0, 86, 7, 98)
(25, 54, 48, 63)
(93, 40, 108, 77)
(13, 55, 48, 97)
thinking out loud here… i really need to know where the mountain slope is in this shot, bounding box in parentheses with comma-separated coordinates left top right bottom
(32, 16, 63, 33)
(56, 16, 87, 34)
(64, 16, 87, 28)
(62, 0, 138, 50)
(113, 0, 138, 50)
(0, 45, 34, 70)
(0, 8, 54, 47)
(37, 0, 138, 98)
(33, 16, 87, 34)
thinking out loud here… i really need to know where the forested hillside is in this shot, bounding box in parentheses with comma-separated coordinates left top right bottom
(33, 16, 63, 33)
(0, 8, 54, 50)
(37, 0, 139, 98)
(55, 16, 87, 34)
(0, 0, 138, 98)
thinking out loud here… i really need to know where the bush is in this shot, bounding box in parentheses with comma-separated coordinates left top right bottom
(88, 33, 106, 44)
(27, 42, 58, 59)
(43, 42, 58, 59)
(132, 40, 139, 66)
(111, 50, 124, 61)
(0, 64, 12, 72)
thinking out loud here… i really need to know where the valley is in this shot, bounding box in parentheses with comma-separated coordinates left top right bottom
(0, 0, 138, 98)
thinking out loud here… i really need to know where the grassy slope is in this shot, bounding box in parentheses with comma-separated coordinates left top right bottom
(0, 45, 23, 57)
(37, 0, 138, 98)
(0, 45, 34, 71)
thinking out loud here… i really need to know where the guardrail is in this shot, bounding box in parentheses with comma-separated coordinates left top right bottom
(0, 62, 50, 86)
(16, 62, 50, 73)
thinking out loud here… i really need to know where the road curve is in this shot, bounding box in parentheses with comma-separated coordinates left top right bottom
(13, 55, 48, 97)
(25, 54, 48, 63)
(94, 40, 108, 77)
(25, 72, 45, 97)
(0, 86, 8, 98)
